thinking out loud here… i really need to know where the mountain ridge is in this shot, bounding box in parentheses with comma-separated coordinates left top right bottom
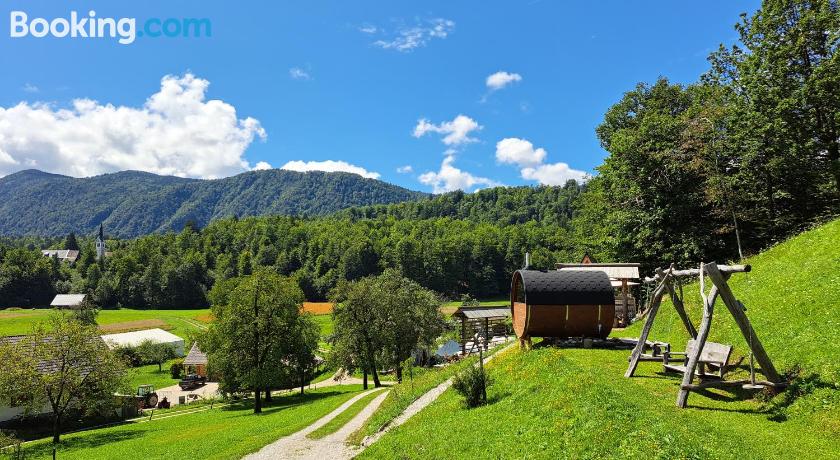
(0, 168, 427, 237)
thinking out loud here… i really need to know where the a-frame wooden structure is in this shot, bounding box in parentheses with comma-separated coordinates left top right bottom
(625, 262, 785, 407)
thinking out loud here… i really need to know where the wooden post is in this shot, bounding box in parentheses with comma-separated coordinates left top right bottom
(704, 263, 781, 383)
(657, 267, 698, 339)
(625, 275, 669, 378)
(677, 264, 720, 408)
(461, 317, 466, 355)
(484, 318, 489, 351)
(621, 279, 629, 326)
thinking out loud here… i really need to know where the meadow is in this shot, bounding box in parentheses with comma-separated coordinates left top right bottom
(20, 385, 365, 459)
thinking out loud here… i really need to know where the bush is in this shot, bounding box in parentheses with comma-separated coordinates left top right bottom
(114, 345, 142, 367)
(0, 430, 24, 460)
(170, 359, 185, 379)
(452, 364, 491, 408)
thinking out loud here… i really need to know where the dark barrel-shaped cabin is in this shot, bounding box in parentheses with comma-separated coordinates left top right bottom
(511, 270, 616, 340)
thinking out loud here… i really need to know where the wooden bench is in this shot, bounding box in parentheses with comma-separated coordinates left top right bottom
(663, 339, 732, 379)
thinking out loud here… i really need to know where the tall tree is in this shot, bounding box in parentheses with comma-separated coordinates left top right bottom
(0, 313, 124, 450)
(203, 270, 304, 413)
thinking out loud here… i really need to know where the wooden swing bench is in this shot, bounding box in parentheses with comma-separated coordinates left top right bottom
(662, 339, 732, 379)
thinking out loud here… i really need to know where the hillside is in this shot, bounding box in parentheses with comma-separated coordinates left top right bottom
(360, 219, 840, 459)
(0, 169, 426, 237)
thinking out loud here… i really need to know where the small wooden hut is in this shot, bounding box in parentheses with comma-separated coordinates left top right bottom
(511, 270, 615, 347)
(451, 306, 511, 355)
(183, 343, 208, 378)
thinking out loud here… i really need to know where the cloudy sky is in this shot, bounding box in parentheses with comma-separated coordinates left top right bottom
(0, 0, 757, 191)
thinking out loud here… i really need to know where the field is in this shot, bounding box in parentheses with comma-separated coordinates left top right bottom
(360, 218, 840, 459)
(20, 385, 365, 459)
(124, 359, 181, 391)
(0, 308, 211, 343)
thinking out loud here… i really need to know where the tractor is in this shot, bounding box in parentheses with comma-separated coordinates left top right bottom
(136, 384, 159, 409)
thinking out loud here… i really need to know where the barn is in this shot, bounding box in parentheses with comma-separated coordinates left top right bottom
(510, 269, 615, 347)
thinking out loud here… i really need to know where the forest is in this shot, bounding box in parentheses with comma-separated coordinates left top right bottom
(0, 0, 837, 309)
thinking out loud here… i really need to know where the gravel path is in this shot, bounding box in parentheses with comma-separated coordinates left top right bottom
(242, 387, 389, 460)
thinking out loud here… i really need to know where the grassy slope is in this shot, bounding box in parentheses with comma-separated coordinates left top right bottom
(22, 385, 364, 460)
(621, 217, 840, 383)
(362, 219, 840, 459)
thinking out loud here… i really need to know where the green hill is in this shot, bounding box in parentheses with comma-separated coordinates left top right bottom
(360, 218, 840, 459)
(0, 169, 426, 237)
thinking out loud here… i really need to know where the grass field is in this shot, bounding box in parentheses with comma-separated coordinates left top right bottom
(20, 385, 365, 459)
(440, 297, 508, 315)
(124, 359, 181, 391)
(0, 308, 211, 344)
(361, 219, 840, 459)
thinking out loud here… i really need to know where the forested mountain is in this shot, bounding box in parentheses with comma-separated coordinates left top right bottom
(0, 169, 426, 237)
(337, 182, 583, 227)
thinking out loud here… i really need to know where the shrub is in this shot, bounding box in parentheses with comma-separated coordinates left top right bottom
(114, 345, 142, 367)
(452, 364, 491, 408)
(170, 359, 185, 379)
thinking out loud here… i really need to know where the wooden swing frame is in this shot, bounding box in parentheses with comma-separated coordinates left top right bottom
(625, 262, 785, 407)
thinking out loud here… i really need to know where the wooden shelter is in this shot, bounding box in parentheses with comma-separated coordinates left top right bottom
(183, 343, 208, 378)
(555, 263, 641, 327)
(452, 306, 510, 355)
(625, 262, 785, 408)
(511, 269, 615, 348)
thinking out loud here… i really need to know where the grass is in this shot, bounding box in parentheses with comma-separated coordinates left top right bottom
(360, 345, 839, 459)
(361, 219, 840, 459)
(440, 297, 508, 315)
(124, 359, 181, 392)
(0, 308, 211, 346)
(20, 385, 365, 459)
(307, 388, 386, 440)
(349, 343, 509, 445)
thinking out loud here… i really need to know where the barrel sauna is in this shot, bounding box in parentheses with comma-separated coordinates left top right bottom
(511, 270, 615, 344)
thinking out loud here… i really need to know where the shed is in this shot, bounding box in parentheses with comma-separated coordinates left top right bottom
(100, 328, 185, 357)
(183, 342, 208, 377)
(511, 270, 615, 345)
(50, 294, 86, 309)
(556, 263, 641, 327)
(451, 306, 511, 355)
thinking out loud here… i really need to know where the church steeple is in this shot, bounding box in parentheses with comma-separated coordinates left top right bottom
(96, 223, 106, 260)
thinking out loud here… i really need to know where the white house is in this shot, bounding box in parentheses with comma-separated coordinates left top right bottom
(100, 328, 185, 357)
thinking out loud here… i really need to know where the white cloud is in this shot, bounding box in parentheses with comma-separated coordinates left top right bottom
(358, 25, 378, 34)
(22, 83, 39, 93)
(253, 161, 273, 171)
(0, 73, 266, 179)
(372, 18, 455, 52)
(495, 137, 588, 185)
(413, 115, 481, 146)
(486, 71, 522, 91)
(289, 67, 311, 80)
(280, 160, 381, 179)
(397, 165, 413, 174)
(521, 163, 588, 186)
(495, 137, 546, 168)
(419, 154, 499, 193)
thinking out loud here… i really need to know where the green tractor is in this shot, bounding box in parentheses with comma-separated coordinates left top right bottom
(136, 384, 159, 409)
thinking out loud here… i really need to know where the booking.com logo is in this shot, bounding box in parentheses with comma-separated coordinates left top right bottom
(9, 11, 211, 45)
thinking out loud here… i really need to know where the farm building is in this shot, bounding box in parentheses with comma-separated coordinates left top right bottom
(50, 294, 86, 309)
(100, 328, 185, 357)
(41, 249, 80, 263)
(183, 342, 208, 377)
(511, 269, 615, 346)
(555, 262, 641, 327)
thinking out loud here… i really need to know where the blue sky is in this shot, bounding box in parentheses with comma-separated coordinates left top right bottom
(0, 0, 759, 192)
